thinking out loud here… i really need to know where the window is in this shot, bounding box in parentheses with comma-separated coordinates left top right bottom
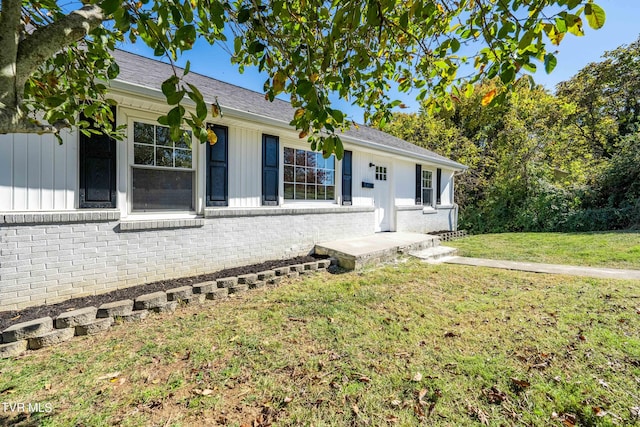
(375, 166, 387, 181)
(422, 170, 433, 207)
(131, 121, 194, 211)
(283, 148, 335, 200)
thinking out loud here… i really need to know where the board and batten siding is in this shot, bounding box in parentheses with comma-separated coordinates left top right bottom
(227, 126, 261, 208)
(0, 131, 78, 211)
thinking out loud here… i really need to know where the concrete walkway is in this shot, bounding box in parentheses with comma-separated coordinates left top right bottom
(444, 257, 640, 281)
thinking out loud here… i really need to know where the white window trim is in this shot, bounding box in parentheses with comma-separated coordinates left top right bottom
(282, 146, 337, 203)
(126, 115, 198, 215)
(421, 169, 434, 208)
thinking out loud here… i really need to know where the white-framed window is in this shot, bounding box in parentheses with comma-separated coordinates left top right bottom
(422, 169, 433, 207)
(283, 147, 335, 200)
(130, 121, 195, 211)
(375, 166, 387, 181)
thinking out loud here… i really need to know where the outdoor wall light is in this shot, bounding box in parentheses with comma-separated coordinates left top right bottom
(369, 162, 375, 168)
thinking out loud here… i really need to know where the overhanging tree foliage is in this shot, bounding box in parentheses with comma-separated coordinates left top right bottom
(0, 0, 606, 154)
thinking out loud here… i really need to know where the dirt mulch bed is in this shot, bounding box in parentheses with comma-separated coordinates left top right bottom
(0, 255, 322, 333)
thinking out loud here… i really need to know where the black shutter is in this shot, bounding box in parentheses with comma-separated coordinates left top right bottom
(262, 134, 279, 205)
(415, 164, 422, 205)
(436, 168, 442, 205)
(342, 150, 352, 205)
(79, 108, 117, 208)
(206, 124, 228, 206)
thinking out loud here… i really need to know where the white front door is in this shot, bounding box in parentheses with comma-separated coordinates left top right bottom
(373, 164, 391, 232)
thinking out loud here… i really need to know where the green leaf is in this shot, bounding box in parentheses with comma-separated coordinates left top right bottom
(167, 90, 186, 105)
(175, 25, 196, 48)
(184, 60, 191, 76)
(334, 136, 344, 160)
(238, 7, 251, 24)
(330, 109, 344, 123)
(157, 115, 169, 126)
(584, 3, 606, 30)
(101, 0, 120, 16)
(170, 125, 182, 141)
(161, 76, 179, 98)
(167, 105, 185, 126)
(518, 30, 535, 51)
(450, 38, 460, 53)
(248, 41, 266, 54)
(107, 62, 119, 79)
(500, 66, 516, 85)
(544, 53, 557, 74)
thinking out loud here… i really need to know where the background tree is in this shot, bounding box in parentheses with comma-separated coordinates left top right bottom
(0, 0, 606, 154)
(386, 34, 640, 234)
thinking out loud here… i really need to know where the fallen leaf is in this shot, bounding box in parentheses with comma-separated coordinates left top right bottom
(630, 406, 640, 419)
(358, 376, 371, 383)
(385, 415, 399, 423)
(484, 386, 507, 404)
(283, 396, 293, 404)
(352, 404, 359, 415)
(390, 399, 402, 407)
(592, 407, 607, 417)
(201, 389, 213, 396)
(418, 389, 428, 402)
(560, 412, 577, 427)
(510, 377, 531, 389)
(467, 403, 489, 425)
(444, 331, 460, 338)
(412, 372, 423, 382)
(97, 372, 121, 381)
(598, 379, 610, 389)
(44, 383, 51, 390)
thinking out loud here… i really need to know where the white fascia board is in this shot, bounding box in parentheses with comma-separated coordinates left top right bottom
(110, 79, 467, 171)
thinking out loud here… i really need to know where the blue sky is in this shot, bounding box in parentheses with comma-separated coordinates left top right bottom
(120, 0, 640, 123)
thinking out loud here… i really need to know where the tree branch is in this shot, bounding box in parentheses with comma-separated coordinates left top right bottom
(15, 4, 105, 87)
(0, 0, 23, 107)
(0, 104, 69, 134)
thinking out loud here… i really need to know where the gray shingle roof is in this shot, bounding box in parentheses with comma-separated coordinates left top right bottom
(112, 49, 466, 169)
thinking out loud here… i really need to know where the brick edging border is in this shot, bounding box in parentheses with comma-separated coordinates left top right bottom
(0, 259, 333, 359)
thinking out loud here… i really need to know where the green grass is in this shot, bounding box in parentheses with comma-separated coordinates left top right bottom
(448, 231, 640, 269)
(1, 261, 639, 426)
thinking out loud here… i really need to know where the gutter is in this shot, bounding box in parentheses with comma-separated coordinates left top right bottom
(110, 79, 467, 170)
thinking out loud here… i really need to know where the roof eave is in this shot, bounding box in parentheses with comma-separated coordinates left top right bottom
(110, 79, 467, 170)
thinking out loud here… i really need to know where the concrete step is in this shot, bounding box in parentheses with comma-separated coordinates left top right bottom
(315, 232, 439, 270)
(409, 245, 458, 263)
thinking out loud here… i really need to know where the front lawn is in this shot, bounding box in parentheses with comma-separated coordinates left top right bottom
(1, 261, 638, 426)
(448, 231, 640, 270)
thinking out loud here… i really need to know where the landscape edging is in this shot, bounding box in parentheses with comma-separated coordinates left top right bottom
(0, 259, 333, 359)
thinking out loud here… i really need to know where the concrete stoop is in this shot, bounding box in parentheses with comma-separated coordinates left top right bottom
(408, 245, 459, 263)
(315, 232, 440, 270)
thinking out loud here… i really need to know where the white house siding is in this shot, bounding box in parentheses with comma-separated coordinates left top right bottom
(228, 126, 261, 207)
(0, 131, 77, 211)
(393, 159, 459, 232)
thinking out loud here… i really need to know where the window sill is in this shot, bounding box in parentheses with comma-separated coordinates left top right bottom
(119, 217, 204, 231)
(1, 210, 120, 225)
(204, 205, 374, 218)
(423, 206, 437, 214)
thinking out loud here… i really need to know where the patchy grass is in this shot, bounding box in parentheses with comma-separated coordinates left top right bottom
(1, 261, 639, 426)
(448, 232, 640, 270)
